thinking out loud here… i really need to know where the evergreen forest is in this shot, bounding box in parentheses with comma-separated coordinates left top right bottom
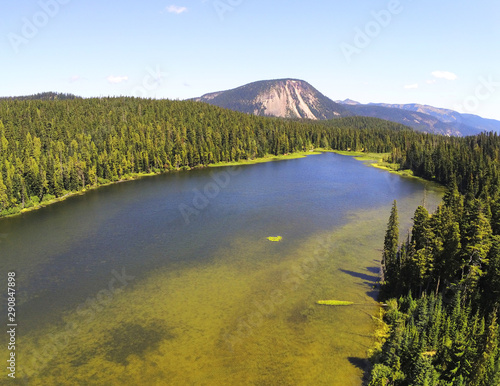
(369, 134, 500, 383)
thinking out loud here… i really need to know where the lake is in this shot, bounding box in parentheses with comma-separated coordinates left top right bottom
(0, 152, 443, 385)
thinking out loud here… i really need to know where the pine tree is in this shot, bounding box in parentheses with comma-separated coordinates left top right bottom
(443, 177, 463, 219)
(491, 199, 500, 236)
(472, 312, 499, 386)
(461, 200, 492, 299)
(432, 205, 461, 294)
(412, 206, 431, 251)
(367, 364, 393, 386)
(480, 236, 500, 313)
(0, 172, 7, 211)
(383, 200, 399, 292)
(411, 354, 438, 386)
(409, 206, 435, 293)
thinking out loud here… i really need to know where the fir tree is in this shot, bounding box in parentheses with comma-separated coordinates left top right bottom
(383, 200, 400, 292)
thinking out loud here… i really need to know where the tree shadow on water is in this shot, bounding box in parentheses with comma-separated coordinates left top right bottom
(365, 289, 380, 301)
(366, 266, 380, 275)
(339, 268, 380, 301)
(339, 269, 378, 283)
(348, 357, 372, 384)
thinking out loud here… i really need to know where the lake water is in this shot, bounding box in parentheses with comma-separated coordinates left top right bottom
(0, 152, 443, 385)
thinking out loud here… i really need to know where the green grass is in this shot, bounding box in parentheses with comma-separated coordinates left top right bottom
(208, 151, 322, 168)
(330, 150, 421, 179)
(371, 163, 415, 177)
(329, 149, 390, 162)
(316, 300, 354, 306)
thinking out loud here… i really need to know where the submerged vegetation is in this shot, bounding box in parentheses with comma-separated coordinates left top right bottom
(17, 200, 432, 385)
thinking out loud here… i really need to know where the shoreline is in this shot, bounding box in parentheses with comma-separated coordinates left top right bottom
(330, 150, 437, 182)
(0, 149, 442, 219)
(0, 151, 322, 219)
(1, 172, 159, 219)
(207, 150, 322, 168)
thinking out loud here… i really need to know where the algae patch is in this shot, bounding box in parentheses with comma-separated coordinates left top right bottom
(316, 300, 354, 306)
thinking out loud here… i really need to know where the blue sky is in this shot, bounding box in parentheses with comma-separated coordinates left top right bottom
(1, 0, 500, 120)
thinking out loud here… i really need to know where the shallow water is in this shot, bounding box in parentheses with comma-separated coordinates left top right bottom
(0, 153, 443, 385)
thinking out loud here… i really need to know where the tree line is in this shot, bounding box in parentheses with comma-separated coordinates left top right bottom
(369, 129, 500, 384)
(0, 97, 412, 216)
(389, 132, 500, 199)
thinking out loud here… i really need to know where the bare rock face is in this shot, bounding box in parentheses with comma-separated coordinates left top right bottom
(252, 79, 335, 119)
(193, 79, 349, 120)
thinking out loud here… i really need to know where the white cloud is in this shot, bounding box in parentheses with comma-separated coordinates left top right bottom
(426, 79, 437, 85)
(404, 83, 419, 89)
(431, 71, 458, 81)
(165, 5, 188, 14)
(107, 75, 129, 84)
(69, 75, 81, 83)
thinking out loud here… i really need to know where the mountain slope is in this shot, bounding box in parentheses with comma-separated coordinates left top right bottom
(193, 79, 350, 120)
(460, 113, 500, 133)
(341, 103, 481, 136)
(194, 79, 498, 136)
(369, 103, 496, 135)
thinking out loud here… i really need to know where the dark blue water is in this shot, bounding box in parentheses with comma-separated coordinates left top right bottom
(0, 153, 435, 332)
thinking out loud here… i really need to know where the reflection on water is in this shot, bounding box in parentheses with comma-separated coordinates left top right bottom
(0, 153, 443, 385)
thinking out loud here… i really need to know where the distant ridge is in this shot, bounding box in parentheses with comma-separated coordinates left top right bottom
(335, 99, 360, 106)
(339, 103, 480, 137)
(368, 102, 500, 135)
(0, 92, 80, 101)
(193, 79, 500, 136)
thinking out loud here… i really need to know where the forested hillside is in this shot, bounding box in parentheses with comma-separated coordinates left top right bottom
(389, 132, 500, 196)
(369, 131, 500, 385)
(0, 97, 410, 216)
